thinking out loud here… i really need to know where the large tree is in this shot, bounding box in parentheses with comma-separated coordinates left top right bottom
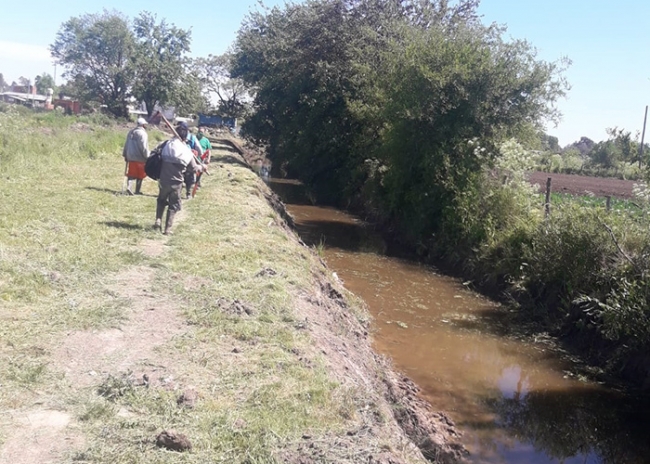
(131, 12, 192, 117)
(50, 10, 135, 117)
(233, 0, 567, 230)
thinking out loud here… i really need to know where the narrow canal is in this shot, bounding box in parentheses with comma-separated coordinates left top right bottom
(269, 178, 650, 464)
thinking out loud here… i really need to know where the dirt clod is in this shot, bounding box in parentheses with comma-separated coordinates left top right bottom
(256, 267, 277, 277)
(217, 298, 256, 316)
(155, 430, 192, 452)
(320, 281, 347, 308)
(177, 389, 199, 409)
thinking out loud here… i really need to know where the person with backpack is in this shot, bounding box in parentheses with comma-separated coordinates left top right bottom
(154, 123, 206, 235)
(122, 117, 150, 195)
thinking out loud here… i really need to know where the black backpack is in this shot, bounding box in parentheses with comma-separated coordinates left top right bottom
(145, 141, 168, 180)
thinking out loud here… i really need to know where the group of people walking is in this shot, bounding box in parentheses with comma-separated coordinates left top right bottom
(122, 117, 213, 235)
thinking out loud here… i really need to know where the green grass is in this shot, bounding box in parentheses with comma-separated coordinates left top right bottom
(0, 108, 390, 463)
(546, 192, 646, 219)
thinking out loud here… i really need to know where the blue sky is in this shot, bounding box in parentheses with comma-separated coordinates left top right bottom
(1, 0, 648, 146)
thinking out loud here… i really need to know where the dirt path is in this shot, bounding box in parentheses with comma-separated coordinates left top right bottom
(1, 145, 466, 464)
(0, 224, 184, 463)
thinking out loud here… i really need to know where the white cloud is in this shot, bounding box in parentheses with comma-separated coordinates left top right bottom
(0, 41, 51, 61)
(0, 41, 55, 83)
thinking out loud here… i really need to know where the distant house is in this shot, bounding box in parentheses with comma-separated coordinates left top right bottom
(0, 85, 48, 106)
(52, 98, 81, 115)
(0, 84, 80, 114)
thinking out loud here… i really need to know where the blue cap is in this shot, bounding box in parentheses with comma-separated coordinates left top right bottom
(176, 121, 188, 130)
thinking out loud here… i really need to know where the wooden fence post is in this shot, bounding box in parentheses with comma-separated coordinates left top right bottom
(545, 177, 552, 218)
(606, 195, 612, 211)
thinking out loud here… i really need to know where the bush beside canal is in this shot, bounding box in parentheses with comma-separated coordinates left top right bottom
(231, 1, 650, 387)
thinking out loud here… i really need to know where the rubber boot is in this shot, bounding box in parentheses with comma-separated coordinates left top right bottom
(126, 179, 134, 195)
(154, 202, 165, 231)
(135, 179, 143, 195)
(163, 210, 177, 235)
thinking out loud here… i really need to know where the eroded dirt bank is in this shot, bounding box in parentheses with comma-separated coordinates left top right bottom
(230, 138, 469, 462)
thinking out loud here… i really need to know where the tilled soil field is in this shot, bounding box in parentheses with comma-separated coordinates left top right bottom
(527, 171, 638, 199)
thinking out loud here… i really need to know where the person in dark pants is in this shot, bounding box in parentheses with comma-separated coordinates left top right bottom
(175, 122, 204, 199)
(154, 124, 205, 235)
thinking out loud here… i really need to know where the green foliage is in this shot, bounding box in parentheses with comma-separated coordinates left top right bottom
(50, 9, 206, 118)
(370, 24, 566, 239)
(234, 0, 567, 214)
(234, 0, 362, 202)
(520, 206, 613, 307)
(170, 65, 210, 116)
(233, 0, 650, 381)
(51, 10, 136, 118)
(34, 73, 55, 95)
(131, 11, 193, 116)
(535, 128, 648, 180)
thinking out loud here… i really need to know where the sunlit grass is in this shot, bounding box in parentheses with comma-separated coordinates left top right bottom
(0, 109, 380, 463)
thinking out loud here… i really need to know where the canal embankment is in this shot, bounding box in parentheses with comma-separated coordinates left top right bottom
(0, 112, 466, 463)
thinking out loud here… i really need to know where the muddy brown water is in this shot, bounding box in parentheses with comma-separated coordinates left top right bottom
(270, 178, 650, 464)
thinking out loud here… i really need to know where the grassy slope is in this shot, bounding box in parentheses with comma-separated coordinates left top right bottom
(0, 109, 436, 463)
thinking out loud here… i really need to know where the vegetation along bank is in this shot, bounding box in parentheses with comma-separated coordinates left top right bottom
(0, 107, 466, 463)
(232, 0, 650, 387)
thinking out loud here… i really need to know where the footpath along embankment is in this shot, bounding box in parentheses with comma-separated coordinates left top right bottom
(0, 112, 466, 463)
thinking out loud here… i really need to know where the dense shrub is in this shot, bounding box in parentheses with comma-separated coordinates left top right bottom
(234, 0, 650, 382)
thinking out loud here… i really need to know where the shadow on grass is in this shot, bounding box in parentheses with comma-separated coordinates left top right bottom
(85, 187, 157, 198)
(85, 186, 121, 195)
(102, 221, 147, 231)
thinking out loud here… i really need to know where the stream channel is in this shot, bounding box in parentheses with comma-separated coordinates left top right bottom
(269, 178, 650, 464)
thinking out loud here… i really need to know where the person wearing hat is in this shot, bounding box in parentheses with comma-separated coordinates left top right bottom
(122, 117, 150, 195)
(154, 123, 206, 234)
(175, 121, 204, 199)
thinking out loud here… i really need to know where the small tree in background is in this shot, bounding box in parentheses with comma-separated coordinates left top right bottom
(196, 53, 250, 119)
(170, 63, 210, 116)
(34, 73, 56, 95)
(131, 12, 192, 117)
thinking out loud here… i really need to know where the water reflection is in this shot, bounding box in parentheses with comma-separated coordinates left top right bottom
(269, 178, 650, 464)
